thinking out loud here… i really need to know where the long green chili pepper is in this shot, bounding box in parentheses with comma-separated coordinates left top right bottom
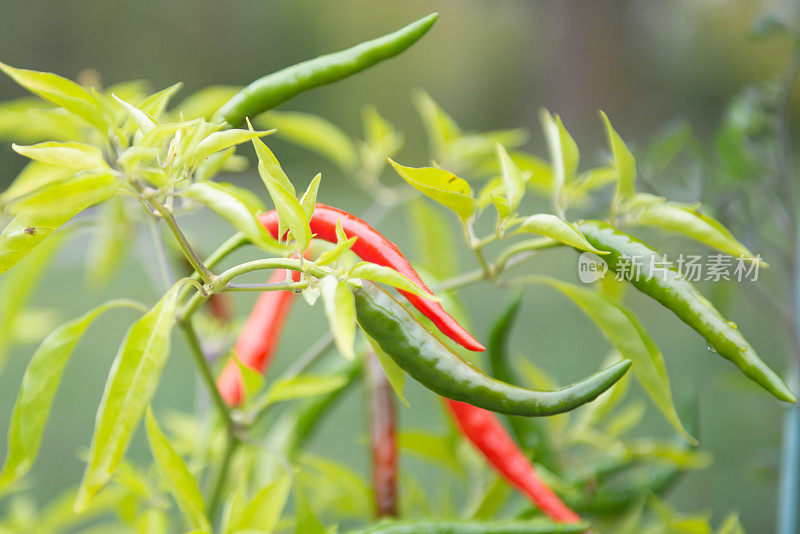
(214, 13, 438, 127)
(488, 294, 559, 471)
(346, 518, 590, 534)
(354, 283, 632, 416)
(576, 220, 796, 403)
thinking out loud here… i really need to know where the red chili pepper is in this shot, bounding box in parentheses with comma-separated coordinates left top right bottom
(217, 268, 298, 405)
(445, 399, 582, 524)
(366, 352, 399, 517)
(258, 203, 485, 352)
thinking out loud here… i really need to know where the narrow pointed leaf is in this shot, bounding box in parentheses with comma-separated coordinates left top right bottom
(600, 111, 637, 205)
(12, 142, 108, 170)
(7, 171, 118, 218)
(388, 158, 475, 220)
(320, 276, 356, 360)
(76, 283, 182, 511)
(145, 408, 210, 532)
(496, 144, 525, 213)
(195, 128, 273, 162)
(257, 111, 356, 170)
(515, 214, 607, 254)
(300, 173, 322, 218)
(349, 262, 437, 300)
(261, 169, 312, 251)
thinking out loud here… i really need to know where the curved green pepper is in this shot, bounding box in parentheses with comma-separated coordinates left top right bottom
(347, 518, 589, 534)
(354, 283, 632, 417)
(488, 293, 559, 470)
(214, 14, 438, 127)
(577, 220, 795, 403)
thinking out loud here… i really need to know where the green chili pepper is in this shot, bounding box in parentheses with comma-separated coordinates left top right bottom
(347, 518, 590, 534)
(488, 293, 559, 471)
(354, 283, 632, 417)
(576, 220, 796, 403)
(214, 14, 438, 127)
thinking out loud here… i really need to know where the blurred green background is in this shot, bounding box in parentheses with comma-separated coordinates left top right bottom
(0, 0, 798, 530)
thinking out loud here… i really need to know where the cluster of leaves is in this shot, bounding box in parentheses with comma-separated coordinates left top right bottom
(0, 53, 769, 533)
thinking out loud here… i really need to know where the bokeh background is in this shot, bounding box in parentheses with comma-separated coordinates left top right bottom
(1, 0, 799, 530)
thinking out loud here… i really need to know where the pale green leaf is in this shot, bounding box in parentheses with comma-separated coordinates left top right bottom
(0, 161, 74, 206)
(716, 512, 745, 534)
(184, 181, 280, 252)
(407, 198, 458, 280)
(194, 147, 236, 182)
(320, 276, 356, 360)
(232, 353, 265, 403)
(361, 105, 403, 160)
(112, 94, 156, 133)
(532, 277, 695, 444)
(76, 283, 182, 511)
(349, 262, 437, 300)
(398, 431, 460, 473)
(138, 82, 183, 119)
(0, 62, 106, 131)
(387, 158, 475, 220)
(248, 120, 295, 195)
(600, 111, 637, 205)
(515, 214, 607, 254)
(0, 229, 69, 369)
(87, 197, 130, 288)
(261, 168, 312, 251)
(298, 453, 371, 520)
(231, 475, 291, 533)
(413, 89, 461, 157)
(175, 85, 241, 121)
(300, 173, 322, 218)
(257, 111, 356, 170)
(0, 212, 74, 277)
(294, 488, 327, 534)
(628, 197, 763, 265)
(263, 374, 350, 406)
(539, 109, 579, 200)
(514, 152, 553, 194)
(12, 142, 108, 170)
(145, 408, 210, 532)
(195, 128, 273, 162)
(496, 144, 525, 213)
(0, 300, 141, 491)
(7, 171, 118, 218)
(315, 236, 357, 267)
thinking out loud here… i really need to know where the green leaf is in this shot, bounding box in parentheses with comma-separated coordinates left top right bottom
(7, 171, 118, 218)
(600, 111, 637, 206)
(231, 353, 265, 402)
(12, 142, 108, 170)
(645, 120, 693, 178)
(230, 475, 291, 533)
(515, 214, 607, 254)
(365, 335, 407, 406)
(184, 181, 280, 252)
(0, 299, 142, 491)
(348, 262, 437, 300)
(298, 453, 371, 520)
(716, 512, 745, 534)
(539, 109, 579, 205)
(398, 431, 460, 473)
(387, 158, 475, 220)
(257, 111, 356, 170)
(261, 374, 350, 406)
(0, 162, 75, 206)
(300, 173, 322, 218)
(145, 408, 210, 533)
(320, 276, 356, 360)
(627, 196, 763, 265)
(175, 85, 241, 121)
(496, 144, 525, 213)
(514, 152, 553, 194)
(0, 62, 106, 131)
(316, 236, 357, 267)
(261, 167, 312, 251)
(361, 105, 403, 161)
(76, 283, 182, 511)
(532, 276, 695, 444)
(138, 82, 183, 119)
(0, 229, 68, 370)
(195, 128, 273, 162)
(407, 198, 458, 280)
(294, 487, 328, 534)
(251, 136, 294, 197)
(87, 197, 130, 288)
(412, 89, 461, 157)
(112, 94, 157, 133)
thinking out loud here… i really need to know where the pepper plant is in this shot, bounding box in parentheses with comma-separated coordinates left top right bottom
(0, 11, 784, 534)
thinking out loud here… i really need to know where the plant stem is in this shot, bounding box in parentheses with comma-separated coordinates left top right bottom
(208, 435, 240, 520)
(217, 258, 330, 285)
(153, 201, 215, 286)
(225, 280, 308, 292)
(179, 320, 234, 430)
